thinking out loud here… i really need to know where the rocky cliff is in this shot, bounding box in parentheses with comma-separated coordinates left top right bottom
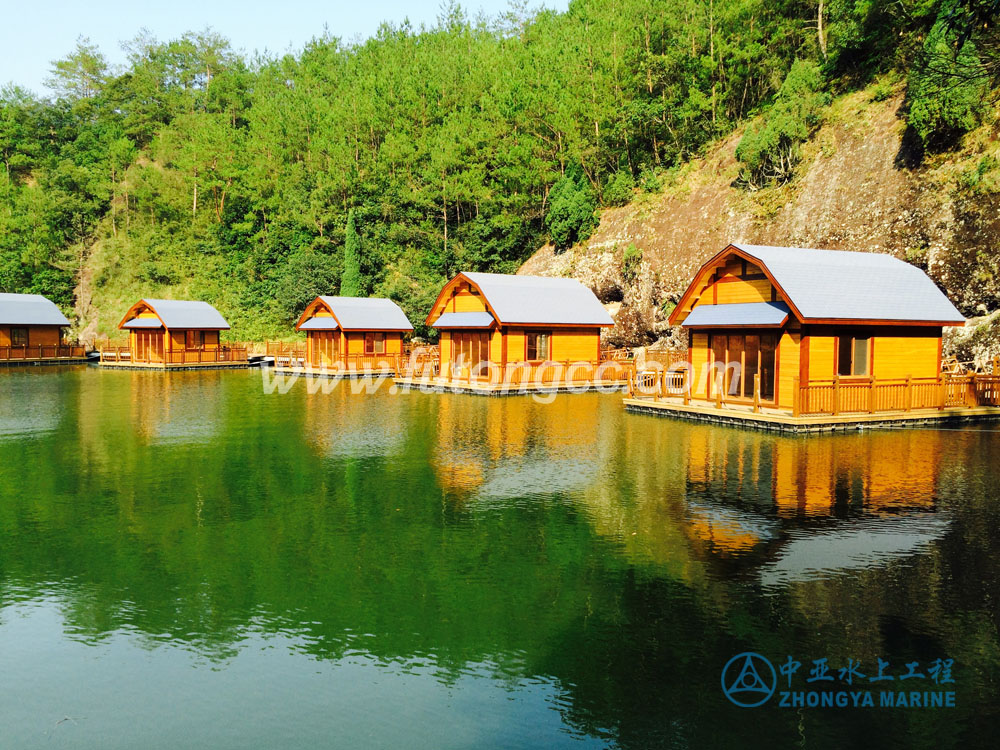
(519, 84, 1000, 363)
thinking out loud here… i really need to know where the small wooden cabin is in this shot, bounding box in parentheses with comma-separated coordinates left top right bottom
(0, 293, 83, 362)
(295, 296, 413, 368)
(667, 244, 966, 410)
(117, 299, 238, 365)
(426, 272, 614, 373)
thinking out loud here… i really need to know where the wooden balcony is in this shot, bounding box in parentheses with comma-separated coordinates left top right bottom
(0, 344, 88, 363)
(625, 367, 1000, 431)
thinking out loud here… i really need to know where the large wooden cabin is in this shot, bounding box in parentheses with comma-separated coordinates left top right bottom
(107, 299, 246, 367)
(424, 272, 615, 383)
(630, 243, 979, 427)
(0, 293, 85, 363)
(294, 296, 413, 369)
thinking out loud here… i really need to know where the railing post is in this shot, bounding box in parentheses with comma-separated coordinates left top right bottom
(753, 373, 761, 413)
(833, 376, 840, 416)
(905, 374, 912, 412)
(868, 378, 875, 414)
(714, 373, 723, 409)
(967, 375, 977, 408)
(792, 376, 801, 418)
(683, 369, 691, 405)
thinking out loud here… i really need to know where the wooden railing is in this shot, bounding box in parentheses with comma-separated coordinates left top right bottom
(627, 366, 1000, 418)
(793, 374, 1000, 417)
(0, 344, 87, 361)
(100, 346, 248, 364)
(435, 359, 634, 386)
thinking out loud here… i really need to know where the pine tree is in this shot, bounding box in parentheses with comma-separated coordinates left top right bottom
(341, 210, 362, 297)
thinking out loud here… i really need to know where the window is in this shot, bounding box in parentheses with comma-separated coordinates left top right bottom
(453, 332, 489, 366)
(837, 336, 870, 377)
(526, 332, 551, 360)
(10, 328, 27, 346)
(186, 331, 205, 349)
(365, 332, 386, 354)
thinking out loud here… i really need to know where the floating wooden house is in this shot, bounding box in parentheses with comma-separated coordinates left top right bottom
(292, 296, 413, 370)
(102, 299, 247, 368)
(0, 293, 86, 364)
(625, 244, 1000, 430)
(395, 272, 622, 393)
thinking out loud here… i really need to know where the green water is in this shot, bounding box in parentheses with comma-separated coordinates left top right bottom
(0, 367, 997, 749)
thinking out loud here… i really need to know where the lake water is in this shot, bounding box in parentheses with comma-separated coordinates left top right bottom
(0, 367, 997, 748)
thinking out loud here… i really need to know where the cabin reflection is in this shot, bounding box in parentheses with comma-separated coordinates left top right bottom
(431, 394, 608, 499)
(127, 371, 223, 445)
(607, 420, 949, 583)
(0, 372, 63, 440)
(302, 382, 408, 459)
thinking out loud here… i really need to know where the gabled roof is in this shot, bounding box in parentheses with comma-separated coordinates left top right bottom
(297, 296, 413, 332)
(119, 299, 230, 330)
(0, 293, 70, 326)
(428, 272, 614, 327)
(670, 244, 965, 326)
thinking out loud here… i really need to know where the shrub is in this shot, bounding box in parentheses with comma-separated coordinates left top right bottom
(735, 60, 830, 189)
(602, 170, 635, 206)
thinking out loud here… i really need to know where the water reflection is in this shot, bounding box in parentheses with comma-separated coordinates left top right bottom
(0, 369, 996, 749)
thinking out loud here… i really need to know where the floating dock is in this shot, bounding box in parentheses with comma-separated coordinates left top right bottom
(623, 397, 1000, 433)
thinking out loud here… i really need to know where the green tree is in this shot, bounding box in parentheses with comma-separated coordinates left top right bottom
(341, 210, 362, 296)
(545, 165, 597, 250)
(907, 17, 990, 149)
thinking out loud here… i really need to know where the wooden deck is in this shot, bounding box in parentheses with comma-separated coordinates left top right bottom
(0, 345, 89, 366)
(395, 360, 633, 396)
(99, 346, 250, 369)
(625, 370, 1000, 432)
(623, 396, 1000, 432)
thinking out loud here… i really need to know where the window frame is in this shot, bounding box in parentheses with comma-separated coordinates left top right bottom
(10, 327, 28, 346)
(525, 331, 551, 361)
(365, 332, 386, 354)
(836, 335, 871, 378)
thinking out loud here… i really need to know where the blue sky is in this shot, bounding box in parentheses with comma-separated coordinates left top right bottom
(1, 0, 569, 96)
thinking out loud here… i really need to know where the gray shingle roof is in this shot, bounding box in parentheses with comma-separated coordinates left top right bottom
(131, 300, 230, 330)
(0, 293, 70, 326)
(732, 244, 965, 323)
(683, 301, 790, 328)
(312, 296, 413, 331)
(461, 272, 614, 326)
(431, 312, 496, 329)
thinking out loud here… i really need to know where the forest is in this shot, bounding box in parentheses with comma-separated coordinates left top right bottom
(1, 0, 997, 338)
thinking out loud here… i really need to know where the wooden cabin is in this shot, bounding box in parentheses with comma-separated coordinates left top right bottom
(0, 293, 85, 363)
(294, 296, 413, 369)
(109, 299, 245, 367)
(425, 272, 614, 377)
(666, 243, 966, 411)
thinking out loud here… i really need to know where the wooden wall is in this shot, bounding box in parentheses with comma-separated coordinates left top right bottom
(803, 326, 942, 381)
(0, 325, 62, 346)
(776, 330, 801, 410)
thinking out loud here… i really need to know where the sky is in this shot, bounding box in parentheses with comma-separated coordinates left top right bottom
(1, 0, 569, 96)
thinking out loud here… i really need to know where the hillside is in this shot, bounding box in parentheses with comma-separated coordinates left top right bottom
(520, 80, 1000, 362)
(2, 1, 998, 352)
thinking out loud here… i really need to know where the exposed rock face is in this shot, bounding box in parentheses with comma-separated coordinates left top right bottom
(519, 90, 1000, 350)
